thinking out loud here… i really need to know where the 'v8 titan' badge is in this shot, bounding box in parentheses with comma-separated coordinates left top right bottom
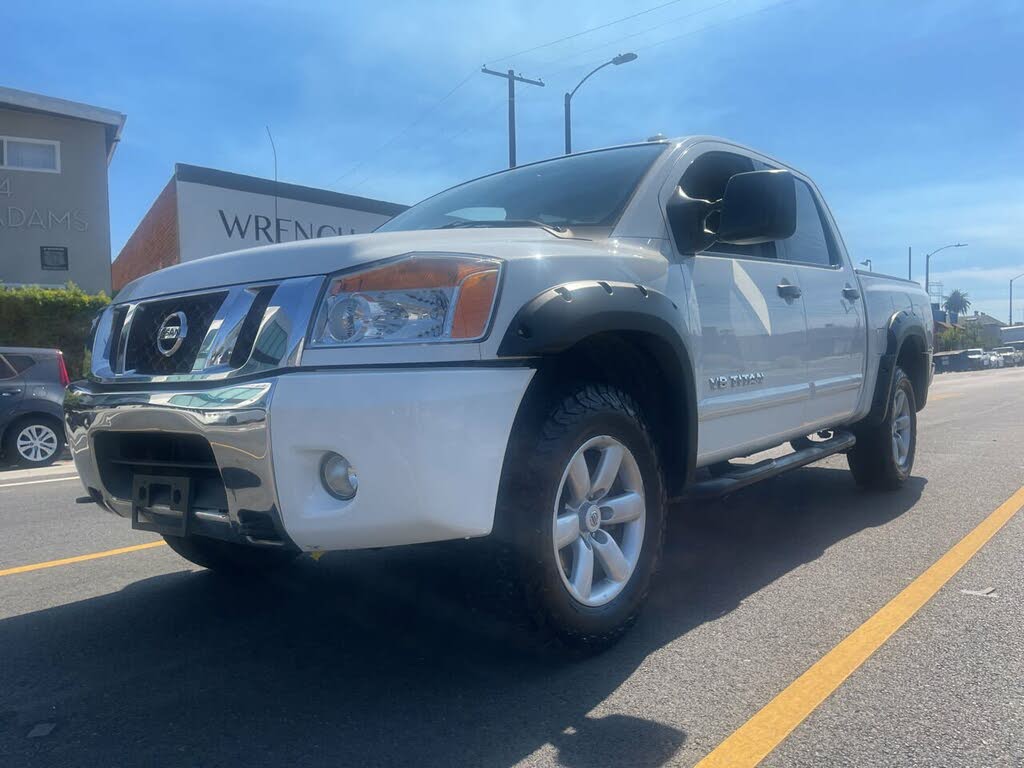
(708, 372, 765, 390)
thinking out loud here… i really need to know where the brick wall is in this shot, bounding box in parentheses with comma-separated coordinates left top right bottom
(111, 177, 178, 292)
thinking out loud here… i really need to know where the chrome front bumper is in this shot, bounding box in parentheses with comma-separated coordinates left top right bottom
(64, 380, 291, 547)
(66, 367, 536, 554)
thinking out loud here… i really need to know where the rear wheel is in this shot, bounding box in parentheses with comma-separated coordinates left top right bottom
(163, 534, 298, 576)
(5, 417, 63, 467)
(495, 383, 666, 652)
(847, 367, 917, 490)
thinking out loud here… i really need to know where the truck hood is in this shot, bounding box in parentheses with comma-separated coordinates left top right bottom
(116, 227, 611, 303)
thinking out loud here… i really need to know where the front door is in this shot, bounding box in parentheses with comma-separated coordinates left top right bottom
(685, 253, 809, 464)
(666, 148, 811, 466)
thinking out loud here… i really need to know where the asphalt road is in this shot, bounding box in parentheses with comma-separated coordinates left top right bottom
(1, 367, 1022, 767)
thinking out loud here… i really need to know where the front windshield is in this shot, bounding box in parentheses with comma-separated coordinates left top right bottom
(377, 143, 666, 233)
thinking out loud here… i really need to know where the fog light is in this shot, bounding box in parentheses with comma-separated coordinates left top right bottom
(320, 452, 359, 500)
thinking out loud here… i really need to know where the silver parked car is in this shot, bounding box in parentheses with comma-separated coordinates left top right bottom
(992, 346, 1019, 367)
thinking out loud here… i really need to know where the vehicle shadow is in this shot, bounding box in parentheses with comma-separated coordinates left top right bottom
(0, 466, 924, 768)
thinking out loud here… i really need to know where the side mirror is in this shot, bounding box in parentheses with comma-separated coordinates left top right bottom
(664, 189, 716, 255)
(717, 170, 796, 245)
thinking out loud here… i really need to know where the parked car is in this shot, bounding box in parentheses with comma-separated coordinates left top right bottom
(992, 346, 1019, 367)
(1, 347, 70, 467)
(965, 348, 989, 370)
(65, 137, 933, 648)
(933, 350, 969, 373)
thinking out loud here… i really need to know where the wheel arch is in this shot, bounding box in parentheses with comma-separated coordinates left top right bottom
(497, 281, 697, 496)
(865, 310, 931, 425)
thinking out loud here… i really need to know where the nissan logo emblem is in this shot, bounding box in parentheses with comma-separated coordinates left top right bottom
(156, 311, 188, 357)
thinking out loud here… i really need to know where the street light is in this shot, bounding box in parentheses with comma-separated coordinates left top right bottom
(1010, 272, 1024, 327)
(564, 52, 638, 154)
(924, 243, 967, 304)
(860, 259, 873, 272)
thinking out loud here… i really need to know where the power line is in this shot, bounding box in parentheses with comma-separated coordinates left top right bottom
(326, 68, 477, 187)
(541, 0, 802, 84)
(536, 0, 737, 72)
(337, 0, 803, 191)
(489, 0, 688, 63)
(329, 0, 697, 188)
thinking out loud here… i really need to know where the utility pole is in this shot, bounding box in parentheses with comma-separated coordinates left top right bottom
(266, 125, 278, 225)
(481, 67, 544, 168)
(1010, 272, 1024, 327)
(907, 246, 912, 280)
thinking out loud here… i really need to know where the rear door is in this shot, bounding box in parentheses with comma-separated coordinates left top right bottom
(770, 175, 866, 428)
(664, 147, 810, 465)
(0, 355, 25, 428)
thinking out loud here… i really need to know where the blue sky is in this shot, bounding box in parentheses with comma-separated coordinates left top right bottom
(7, 0, 1023, 319)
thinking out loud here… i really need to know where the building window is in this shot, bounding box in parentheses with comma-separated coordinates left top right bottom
(0, 136, 61, 173)
(40, 246, 69, 270)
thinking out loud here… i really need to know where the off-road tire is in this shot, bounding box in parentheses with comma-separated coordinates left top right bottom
(163, 534, 298, 576)
(847, 367, 917, 490)
(494, 383, 667, 653)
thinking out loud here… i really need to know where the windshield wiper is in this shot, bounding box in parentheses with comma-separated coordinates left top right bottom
(439, 218, 568, 233)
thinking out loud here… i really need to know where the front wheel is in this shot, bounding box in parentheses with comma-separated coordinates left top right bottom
(163, 534, 298, 576)
(847, 367, 917, 490)
(496, 384, 666, 652)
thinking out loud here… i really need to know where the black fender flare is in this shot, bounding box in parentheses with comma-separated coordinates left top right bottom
(497, 280, 698, 488)
(865, 309, 930, 425)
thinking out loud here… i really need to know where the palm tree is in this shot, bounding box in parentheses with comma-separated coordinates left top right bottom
(944, 289, 971, 317)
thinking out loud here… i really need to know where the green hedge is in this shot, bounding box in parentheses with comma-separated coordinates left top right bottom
(0, 283, 110, 379)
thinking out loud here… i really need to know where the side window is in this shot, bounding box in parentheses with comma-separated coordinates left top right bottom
(678, 151, 775, 260)
(0, 357, 17, 380)
(4, 354, 37, 374)
(773, 180, 835, 267)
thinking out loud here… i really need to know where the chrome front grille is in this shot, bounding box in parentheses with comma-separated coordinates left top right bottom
(90, 276, 323, 383)
(124, 292, 227, 375)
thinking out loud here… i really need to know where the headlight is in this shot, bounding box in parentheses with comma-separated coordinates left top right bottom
(310, 253, 501, 346)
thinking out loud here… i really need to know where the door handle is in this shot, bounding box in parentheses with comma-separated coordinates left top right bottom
(776, 282, 802, 300)
(0, 389, 22, 396)
(842, 286, 861, 301)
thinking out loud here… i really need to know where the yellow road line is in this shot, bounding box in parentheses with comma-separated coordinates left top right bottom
(0, 475, 79, 489)
(696, 484, 1024, 768)
(0, 541, 166, 577)
(929, 392, 963, 402)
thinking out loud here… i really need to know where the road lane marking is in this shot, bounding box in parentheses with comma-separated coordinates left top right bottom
(0, 541, 166, 577)
(696, 484, 1024, 768)
(929, 392, 963, 402)
(0, 475, 79, 489)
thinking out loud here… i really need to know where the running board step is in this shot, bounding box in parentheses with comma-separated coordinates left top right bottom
(686, 430, 857, 500)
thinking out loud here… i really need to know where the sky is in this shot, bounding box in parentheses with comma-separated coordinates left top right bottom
(6, 0, 1023, 320)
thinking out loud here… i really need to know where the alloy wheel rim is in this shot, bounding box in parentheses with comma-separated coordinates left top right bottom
(16, 424, 59, 463)
(891, 389, 912, 469)
(552, 435, 646, 607)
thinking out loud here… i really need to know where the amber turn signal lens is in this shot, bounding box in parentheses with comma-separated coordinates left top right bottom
(451, 268, 499, 338)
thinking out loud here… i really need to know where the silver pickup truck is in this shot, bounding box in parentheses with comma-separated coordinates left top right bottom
(67, 136, 932, 649)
